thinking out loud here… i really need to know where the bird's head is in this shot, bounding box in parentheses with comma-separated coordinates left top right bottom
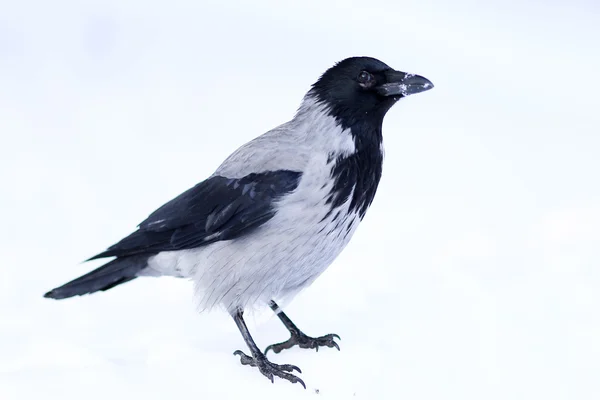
(308, 57, 434, 130)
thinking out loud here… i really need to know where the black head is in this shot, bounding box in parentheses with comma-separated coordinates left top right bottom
(310, 57, 433, 131)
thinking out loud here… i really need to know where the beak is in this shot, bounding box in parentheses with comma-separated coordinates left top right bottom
(376, 70, 434, 97)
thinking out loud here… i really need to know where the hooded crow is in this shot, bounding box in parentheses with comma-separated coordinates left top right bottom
(44, 56, 434, 387)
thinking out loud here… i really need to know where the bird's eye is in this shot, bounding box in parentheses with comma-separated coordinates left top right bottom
(357, 71, 375, 87)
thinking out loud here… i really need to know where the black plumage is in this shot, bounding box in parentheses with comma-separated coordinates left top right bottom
(89, 170, 302, 259)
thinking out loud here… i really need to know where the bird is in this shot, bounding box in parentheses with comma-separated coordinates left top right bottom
(44, 56, 434, 388)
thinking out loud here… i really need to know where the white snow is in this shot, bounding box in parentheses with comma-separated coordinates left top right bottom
(1, 1, 599, 399)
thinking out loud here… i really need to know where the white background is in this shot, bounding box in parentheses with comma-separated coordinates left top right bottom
(1, 0, 599, 399)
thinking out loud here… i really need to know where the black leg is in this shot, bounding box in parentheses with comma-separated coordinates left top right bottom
(232, 308, 305, 388)
(265, 300, 340, 355)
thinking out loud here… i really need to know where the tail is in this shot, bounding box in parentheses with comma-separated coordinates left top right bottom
(44, 255, 149, 300)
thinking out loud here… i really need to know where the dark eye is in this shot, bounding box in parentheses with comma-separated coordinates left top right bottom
(357, 71, 374, 87)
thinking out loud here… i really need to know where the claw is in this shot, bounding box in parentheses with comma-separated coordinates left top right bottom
(282, 364, 302, 374)
(233, 349, 305, 388)
(296, 377, 307, 389)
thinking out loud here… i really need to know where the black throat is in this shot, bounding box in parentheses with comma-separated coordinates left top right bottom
(326, 113, 384, 221)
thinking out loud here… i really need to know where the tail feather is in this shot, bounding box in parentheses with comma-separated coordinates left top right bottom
(44, 255, 150, 300)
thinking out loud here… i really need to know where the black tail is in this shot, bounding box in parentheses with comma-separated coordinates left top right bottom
(44, 255, 149, 300)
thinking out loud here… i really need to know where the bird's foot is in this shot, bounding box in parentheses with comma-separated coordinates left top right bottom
(233, 350, 305, 388)
(265, 331, 340, 354)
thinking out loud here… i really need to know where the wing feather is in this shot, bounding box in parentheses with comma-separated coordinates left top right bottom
(88, 170, 302, 260)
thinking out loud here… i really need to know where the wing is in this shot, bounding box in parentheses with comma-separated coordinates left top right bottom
(88, 170, 302, 260)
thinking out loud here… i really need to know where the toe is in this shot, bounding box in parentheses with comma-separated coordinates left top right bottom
(280, 364, 302, 374)
(233, 350, 256, 365)
(265, 339, 294, 355)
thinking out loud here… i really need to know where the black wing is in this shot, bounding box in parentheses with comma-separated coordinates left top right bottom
(88, 170, 302, 260)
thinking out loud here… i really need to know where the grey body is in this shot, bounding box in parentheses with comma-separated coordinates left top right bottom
(142, 97, 362, 312)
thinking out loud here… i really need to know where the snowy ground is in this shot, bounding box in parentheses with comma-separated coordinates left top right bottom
(1, 1, 599, 399)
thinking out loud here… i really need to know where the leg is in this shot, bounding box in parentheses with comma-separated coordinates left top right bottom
(265, 300, 340, 355)
(232, 308, 305, 388)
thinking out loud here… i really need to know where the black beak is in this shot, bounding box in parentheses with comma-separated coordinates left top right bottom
(376, 70, 434, 97)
